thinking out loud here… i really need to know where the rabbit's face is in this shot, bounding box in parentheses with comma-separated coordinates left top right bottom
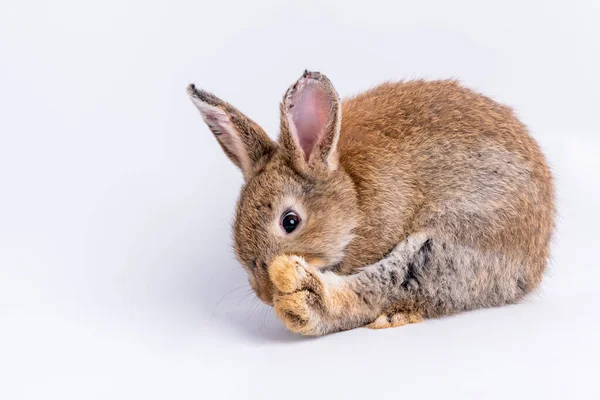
(232, 152, 358, 304)
(188, 71, 350, 305)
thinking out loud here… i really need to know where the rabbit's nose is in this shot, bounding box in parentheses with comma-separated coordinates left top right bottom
(247, 260, 275, 306)
(256, 289, 274, 306)
(252, 275, 274, 306)
(255, 283, 274, 306)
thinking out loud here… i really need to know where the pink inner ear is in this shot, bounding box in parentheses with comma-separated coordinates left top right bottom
(290, 82, 330, 161)
(201, 107, 231, 136)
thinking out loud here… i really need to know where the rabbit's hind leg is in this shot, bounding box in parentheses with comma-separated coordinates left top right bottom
(366, 305, 424, 329)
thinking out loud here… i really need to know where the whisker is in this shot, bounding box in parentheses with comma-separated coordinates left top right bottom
(246, 298, 255, 320)
(247, 298, 261, 321)
(236, 289, 256, 307)
(258, 304, 265, 331)
(259, 305, 271, 332)
(211, 284, 250, 319)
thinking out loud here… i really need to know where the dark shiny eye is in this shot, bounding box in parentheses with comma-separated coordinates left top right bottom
(281, 210, 301, 234)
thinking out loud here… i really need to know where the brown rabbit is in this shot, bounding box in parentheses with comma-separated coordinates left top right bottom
(187, 70, 555, 336)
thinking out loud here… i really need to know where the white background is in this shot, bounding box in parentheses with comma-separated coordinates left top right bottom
(1, 0, 599, 399)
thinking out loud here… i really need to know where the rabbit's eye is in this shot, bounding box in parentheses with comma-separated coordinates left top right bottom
(281, 210, 301, 234)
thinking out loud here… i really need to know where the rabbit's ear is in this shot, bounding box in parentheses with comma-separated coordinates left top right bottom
(187, 85, 276, 180)
(279, 71, 341, 172)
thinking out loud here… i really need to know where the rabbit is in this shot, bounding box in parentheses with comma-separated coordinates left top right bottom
(187, 70, 555, 336)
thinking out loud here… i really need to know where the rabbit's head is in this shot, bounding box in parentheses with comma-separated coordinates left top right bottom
(188, 71, 359, 305)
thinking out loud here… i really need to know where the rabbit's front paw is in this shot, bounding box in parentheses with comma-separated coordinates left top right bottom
(269, 255, 328, 336)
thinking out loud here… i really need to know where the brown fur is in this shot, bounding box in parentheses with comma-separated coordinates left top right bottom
(187, 71, 555, 335)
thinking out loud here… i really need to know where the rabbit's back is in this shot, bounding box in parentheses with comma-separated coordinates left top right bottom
(337, 80, 554, 292)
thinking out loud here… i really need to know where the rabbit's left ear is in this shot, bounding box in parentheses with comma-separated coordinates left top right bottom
(187, 84, 276, 180)
(279, 71, 342, 173)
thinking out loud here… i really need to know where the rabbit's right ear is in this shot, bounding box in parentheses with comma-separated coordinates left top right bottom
(187, 84, 276, 180)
